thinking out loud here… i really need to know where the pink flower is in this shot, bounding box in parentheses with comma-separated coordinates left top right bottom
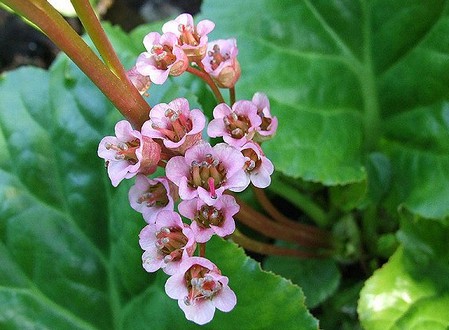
(165, 256, 237, 325)
(162, 13, 215, 61)
(139, 210, 196, 275)
(165, 142, 248, 205)
(97, 120, 161, 187)
(136, 32, 188, 84)
(178, 195, 239, 243)
(129, 174, 176, 224)
(207, 101, 262, 147)
(252, 92, 278, 142)
(202, 39, 241, 88)
(126, 66, 151, 95)
(241, 141, 274, 188)
(141, 98, 206, 154)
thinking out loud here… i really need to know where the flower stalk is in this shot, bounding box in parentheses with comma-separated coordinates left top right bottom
(2, 0, 150, 129)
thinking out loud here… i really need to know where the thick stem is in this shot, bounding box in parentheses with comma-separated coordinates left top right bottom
(270, 178, 329, 227)
(199, 243, 206, 258)
(252, 186, 331, 240)
(3, 0, 150, 129)
(70, 0, 127, 81)
(186, 66, 225, 104)
(234, 194, 334, 250)
(231, 229, 328, 258)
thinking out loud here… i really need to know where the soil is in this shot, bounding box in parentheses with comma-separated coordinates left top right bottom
(0, 0, 202, 73)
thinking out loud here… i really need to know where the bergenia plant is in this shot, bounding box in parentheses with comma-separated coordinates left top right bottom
(1, 0, 449, 329)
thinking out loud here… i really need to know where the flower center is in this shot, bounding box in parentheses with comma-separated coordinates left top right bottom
(208, 44, 230, 70)
(178, 24, 200, 46)
(242, 148, 260, 172)
(183, 265, 222, 305)
(194, 205, 224, 228)
(258, 112, 273, 131)
(189, 153, 226, 199)
(223, 112, 250, 139)
(137, 182, 169, 207)
(155, 226, 188, 263)
(151, 44, 176, 70)
(105, 139, 140, 164)
(152, 108, 192, 142)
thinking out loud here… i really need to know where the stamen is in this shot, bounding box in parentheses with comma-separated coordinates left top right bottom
(247, 160, 256, 171)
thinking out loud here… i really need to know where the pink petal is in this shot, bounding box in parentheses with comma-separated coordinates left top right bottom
(143, 32, 161, 50)
(207, 118, 226, 138)
(212, 103, 231, 118)
(178, 199, 198, 220)
(107, 161, 132, 187)
(138, 224, 157, 250)
(178, 299, 216, 325)
(226, 169, 250, 192)
(142, 249, 163, 273)
(213, 285, 237, 312)
(189, 109, 207, 134)
(196, 19, 215, 36)
(211, 219, 235, 237)
(114, 120, 137, 141)
(165, 156, 189, 185)
(165, 273, 188, 299)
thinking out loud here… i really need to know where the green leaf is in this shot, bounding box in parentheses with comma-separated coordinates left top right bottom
(263, 255, 341, 308)
(358, 248, 449, 330)
(201, 0, 367, 185)
(200, 0, 449, 219)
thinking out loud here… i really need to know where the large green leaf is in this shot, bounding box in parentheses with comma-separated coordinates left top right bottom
(201, 0, 449, 218)
(263, 255, 341, 308)
(359, 213, 449, 329)
(0, 22, 317, 330)
(358, 248, 449, 330)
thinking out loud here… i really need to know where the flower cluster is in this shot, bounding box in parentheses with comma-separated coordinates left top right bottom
(98, 13, 277, 325)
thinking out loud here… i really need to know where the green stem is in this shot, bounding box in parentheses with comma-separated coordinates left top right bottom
(70, 0, 128, 81)
(360, 0, 380, 151)
(270, 178, 329, 227)
(3, 0, 150, 129)
(186, 66, 225, 104)
(229, 87, 236, 105)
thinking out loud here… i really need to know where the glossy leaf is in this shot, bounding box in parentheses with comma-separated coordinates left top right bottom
(358, 248, 449, 330)
(263, 255, 341, 308)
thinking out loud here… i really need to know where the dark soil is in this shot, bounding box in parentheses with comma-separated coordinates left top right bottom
(0, 0, 202, 73)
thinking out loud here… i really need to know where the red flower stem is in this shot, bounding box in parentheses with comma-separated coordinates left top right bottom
(199, 243, 206, 257)
(229, 87, 236, 105)
(3, 0, 150, 129)
(231, 229, 328, 258)
(234, 195, 334, 249)
(186, 66, 225, 104)
(70, 0, 127, 81)
(252, 186, 331, 241)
